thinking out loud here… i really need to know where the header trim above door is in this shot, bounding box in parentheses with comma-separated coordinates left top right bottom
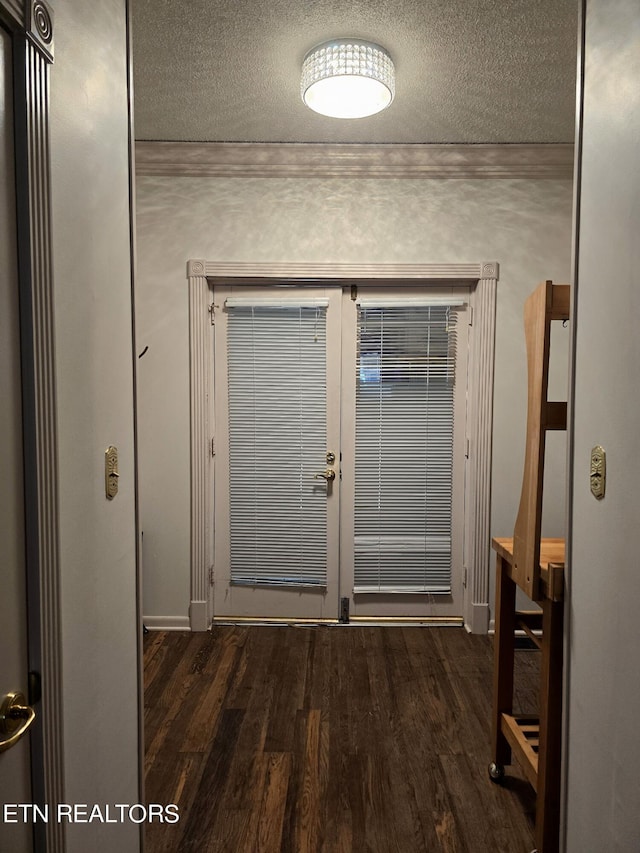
(187, 260, 499, 282)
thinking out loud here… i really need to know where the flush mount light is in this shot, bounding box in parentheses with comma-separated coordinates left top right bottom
(301, 39, 395, 119)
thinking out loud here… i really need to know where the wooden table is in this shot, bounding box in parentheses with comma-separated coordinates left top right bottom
(490, 537, 565, 853)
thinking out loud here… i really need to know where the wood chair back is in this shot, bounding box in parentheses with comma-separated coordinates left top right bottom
(512, 280, 570, 600)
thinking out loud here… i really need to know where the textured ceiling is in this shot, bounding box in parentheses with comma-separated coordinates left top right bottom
(131, 0, 578, 145)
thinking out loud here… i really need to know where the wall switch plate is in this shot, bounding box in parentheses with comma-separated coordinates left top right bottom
(105, 446, 119, 500)
(590, 445, 606, 500)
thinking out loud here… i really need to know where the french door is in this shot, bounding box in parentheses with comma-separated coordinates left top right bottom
(213, 286, 342, 619)
(339, 286, 468, 620)
(213, 284, 469, 621)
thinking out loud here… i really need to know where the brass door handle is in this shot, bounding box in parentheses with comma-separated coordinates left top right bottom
(314, 469, 336, 482)
(0, 692, 36, 753)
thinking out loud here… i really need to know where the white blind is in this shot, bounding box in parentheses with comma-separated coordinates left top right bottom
(354, 304, 458, 593)
(227, 305, 328, 587)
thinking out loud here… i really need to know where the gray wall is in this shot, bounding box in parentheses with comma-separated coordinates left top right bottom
(135, 175, 573, 624)
(565, 0, 640, 848)
(51, 0, 140, 849)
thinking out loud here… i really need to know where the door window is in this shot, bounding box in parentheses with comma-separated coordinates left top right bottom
(226, 301, 329, 588)
(353, 302, 461, 594)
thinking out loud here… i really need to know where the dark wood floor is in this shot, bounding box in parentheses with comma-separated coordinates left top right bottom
(144, 626, 539, 853)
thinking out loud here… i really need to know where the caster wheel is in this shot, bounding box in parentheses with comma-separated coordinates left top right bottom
(488, 762, 505, 783)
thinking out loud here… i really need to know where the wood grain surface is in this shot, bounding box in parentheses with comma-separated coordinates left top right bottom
(144, 626, 538, 852)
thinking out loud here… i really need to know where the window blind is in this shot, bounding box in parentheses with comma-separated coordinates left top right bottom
(354, 304, 458, 593)
(226, 305, 328, 587)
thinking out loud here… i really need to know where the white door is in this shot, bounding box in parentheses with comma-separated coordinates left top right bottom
(212, 284, 469, 622)
(213, 286, 342, 619)
(339, 286, 469, 620)
(0, 25, 34, 852)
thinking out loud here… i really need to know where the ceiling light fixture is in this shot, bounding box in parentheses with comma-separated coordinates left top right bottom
(301, 39, 395, 119)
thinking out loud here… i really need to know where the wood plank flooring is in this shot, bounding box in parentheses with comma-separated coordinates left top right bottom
(144, 626, 539, 853)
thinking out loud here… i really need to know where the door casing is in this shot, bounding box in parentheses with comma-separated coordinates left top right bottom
(0, 22, 32, 851)
(186, 260, 499, 632)
(0, 2, 63, 849)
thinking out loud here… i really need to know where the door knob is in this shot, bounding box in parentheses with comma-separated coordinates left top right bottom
(314, 469, 336, 482)
(0, 692, 36, 753)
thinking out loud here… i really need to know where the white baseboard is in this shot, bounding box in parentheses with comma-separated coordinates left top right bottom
(465, 602, 490, 634)
(143, 615, 191, 631)
(189, 600, 209, 632)
(487, 620, 543, 641)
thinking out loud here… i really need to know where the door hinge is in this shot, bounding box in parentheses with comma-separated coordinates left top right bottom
(463, 566, 468, 588)
(468, 306, 474, 326)
(465, 437, 470, 459)
(209, 566, 215, 586)
(210, 437, 216, 457)
(209, 303, 216, 324)
(28, 671, 42, 705)
(350, 284, 358, 301)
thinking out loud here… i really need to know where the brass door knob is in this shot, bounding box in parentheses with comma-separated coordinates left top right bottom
(0, 692, 36, 753)
(314, 469, 336, 482)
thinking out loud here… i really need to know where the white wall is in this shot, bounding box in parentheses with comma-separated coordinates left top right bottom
(135, 174, 573, 624)
(51, 0, 141, 849)
(564, 0, 640, 848)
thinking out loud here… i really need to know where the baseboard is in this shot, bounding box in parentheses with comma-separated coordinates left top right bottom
(487, 620, 543, 647)
(189, 600, 209, 632)
(464, 602, 490, 634)
(142, 615, 191, 631)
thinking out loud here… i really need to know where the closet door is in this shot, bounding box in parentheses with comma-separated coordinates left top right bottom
(339, 286, 469, 620)
(213, 286, 341, 619)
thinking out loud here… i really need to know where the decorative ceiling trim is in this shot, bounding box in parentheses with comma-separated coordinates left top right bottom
(136, 141, 574, 180)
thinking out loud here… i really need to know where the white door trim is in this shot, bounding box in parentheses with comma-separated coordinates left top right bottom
(186, 260, 499, 632)
(2, 1, 65, 849)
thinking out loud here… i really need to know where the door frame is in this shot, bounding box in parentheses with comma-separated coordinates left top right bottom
(186, 259, 500, 633)
(1, 0, 64, 850)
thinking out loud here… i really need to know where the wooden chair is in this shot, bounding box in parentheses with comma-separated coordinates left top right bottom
(489, 280, 569, 853)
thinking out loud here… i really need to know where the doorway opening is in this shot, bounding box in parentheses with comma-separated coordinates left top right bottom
(186, 261, 499, 633)
(213, 284, 469, 622)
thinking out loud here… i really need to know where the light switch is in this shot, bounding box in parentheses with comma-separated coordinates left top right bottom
(590, 445, 605, 500)
(105, 446, 119, 500)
